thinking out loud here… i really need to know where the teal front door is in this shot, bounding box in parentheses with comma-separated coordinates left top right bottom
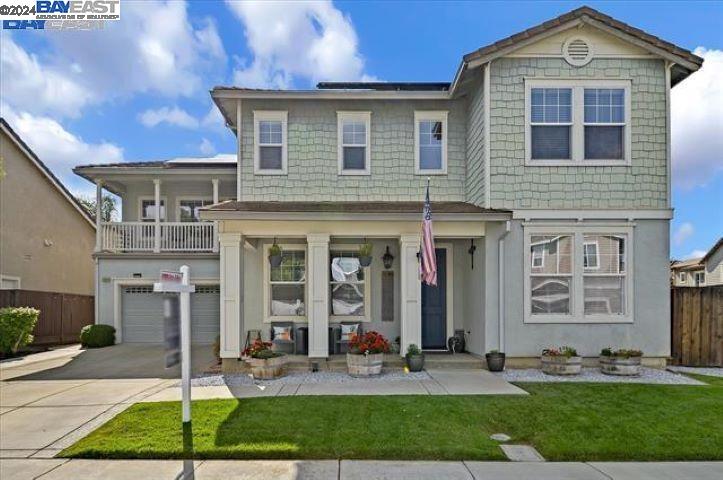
(421, 248, 447, 350)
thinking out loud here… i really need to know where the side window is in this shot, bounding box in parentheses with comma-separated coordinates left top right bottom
(254, 111, 288, 174)
(338, 112, 371, 175)
(414, 111, 447, 174)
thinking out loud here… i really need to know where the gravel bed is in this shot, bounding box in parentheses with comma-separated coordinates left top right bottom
(186, 370, 431, 387)
(497, 367, 705, 385)
(666, 366, 723, 378)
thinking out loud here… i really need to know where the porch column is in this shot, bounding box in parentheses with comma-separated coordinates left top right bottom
(307, 233, 330, 358)
(219, 232, 243, 357)
(153, 178, 161, 253)
(94, 180, 103, 252)
(211, 178, 219, 204)
(399, 234, 422, 356)
(211, 179, 219, 253)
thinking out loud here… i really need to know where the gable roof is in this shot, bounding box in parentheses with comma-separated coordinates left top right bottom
(671, 237, 723, 270)
(456, 6, 703, 90)
(1, 118, 95, 228)
(702, 237, 723, 263)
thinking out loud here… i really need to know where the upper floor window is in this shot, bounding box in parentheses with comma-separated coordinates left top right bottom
(178, 199, 213, 222)
(414, 111, 447, 174)
(139, 198, 166, 222)
(679, 272, 686, 283)
(526, 80, 631, 165)
(694, 271, 705, 286)
(254, 111, 287, 175)
(337, 112, 371, 175)
(530, 88, 572, 160)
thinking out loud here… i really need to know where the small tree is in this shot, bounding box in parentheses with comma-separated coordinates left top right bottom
(76, 195, 117, 222)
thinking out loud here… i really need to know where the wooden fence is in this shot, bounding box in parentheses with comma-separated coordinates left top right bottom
(0, 290, 94, 345)
(671, 285, 723, 366)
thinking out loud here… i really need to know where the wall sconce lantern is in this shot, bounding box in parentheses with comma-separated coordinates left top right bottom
(382, 246, 395, 269)
(468, 239, 477, 269)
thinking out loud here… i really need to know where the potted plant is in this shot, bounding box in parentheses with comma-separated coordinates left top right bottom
(541, 346, 581, 375)
(346, 331, 390, 377)
(358, 241, 373, 267)
(268, 242, 283, 267)
(242, 338, 287, 379)
(405, 343, 425, 372)
(485, 349, 506, 372)
(600, 348, 643, 376)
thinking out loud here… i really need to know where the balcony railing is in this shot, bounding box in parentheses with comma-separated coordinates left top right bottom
(99, 222, 218, 253)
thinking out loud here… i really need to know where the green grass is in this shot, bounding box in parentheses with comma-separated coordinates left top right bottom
(61, 377, 723, 461)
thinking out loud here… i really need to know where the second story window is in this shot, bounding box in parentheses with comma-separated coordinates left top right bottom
(530, 87, 572, 160)
(415, 111, 447, 174)
(178, 199, 212, 222)
(337, 112, 371, 175)
(139, 198, 165, 222)
(254, 111, 287, 175)
(584, 88, 625, 160)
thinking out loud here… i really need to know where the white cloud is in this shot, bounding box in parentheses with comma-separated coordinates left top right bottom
(201, 104, 226, 129)
(139, 106, 200, 129)
(673, 222, 695, 246)
(1, 2, 226, 118)
(225, 0, 374, 88)
(672, 47, 723, 189)
(684, 249, 707, 260)
(1, 103, 123, 195)
(198, 138, 216, 156)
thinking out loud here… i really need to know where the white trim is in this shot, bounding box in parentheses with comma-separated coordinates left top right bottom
(524, 79, 632, 166)
(112, 277, 220, 344)
(253, 110, 288, 175)
(694, 271, 706, 286)
(523, 224, 634, 324)
(329, 244, 372, 323)
(137, 196, 167, 222)
(512, 209, 672, 220)
(175, 197, 213, 222)
(483, 62, 491, 207)
(0, 274, 21, 290)
(236, 100, 243, 200)
(1, 121, 96, 229)
(262, 243, 307, 323)
(531, 244, 545, 268)
(583, 241, 600, 270)
(679, 272, 686, 283)
(665, 61, 672, 208)
(214, 89, 450, 100)
(414, 111, 448, 175)
(337, 111, 371, 176)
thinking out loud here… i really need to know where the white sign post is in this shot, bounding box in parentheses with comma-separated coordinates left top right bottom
(154, 266, 195, 424)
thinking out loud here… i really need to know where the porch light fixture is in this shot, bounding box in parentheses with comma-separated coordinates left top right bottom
(468, 239, 477, 269)
(382, 246, 395, 270)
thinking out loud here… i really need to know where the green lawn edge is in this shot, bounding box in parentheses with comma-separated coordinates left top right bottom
(60, 378, 723, 462)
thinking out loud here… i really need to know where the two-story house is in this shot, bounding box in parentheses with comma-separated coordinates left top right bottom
(75, 7, 702, 370)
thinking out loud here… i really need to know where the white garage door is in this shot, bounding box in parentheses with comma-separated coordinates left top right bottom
(121, 285, 220, 344)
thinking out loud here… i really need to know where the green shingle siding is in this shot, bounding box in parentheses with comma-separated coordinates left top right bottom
(465, 73, 486, 207)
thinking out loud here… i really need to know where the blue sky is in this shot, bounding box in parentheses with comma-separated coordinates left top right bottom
(1, 1, 721, 259)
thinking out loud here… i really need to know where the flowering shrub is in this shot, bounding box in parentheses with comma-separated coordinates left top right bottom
(542, 345, 578, 358)
(601, 347, 643, 358)
(242, 338, 283, 359)
(348, 331, 390, 355)
(0, 307, 39, 356)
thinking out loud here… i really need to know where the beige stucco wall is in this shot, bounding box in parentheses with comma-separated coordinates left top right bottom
(0, 129, 95, 295)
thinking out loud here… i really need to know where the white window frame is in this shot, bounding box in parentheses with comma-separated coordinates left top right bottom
(524, 224, 634, 324)
(531, 244, 545, 268)
(175, 197, 213, 222)
(694, 271, 705, 286)
(414, 111, 448, 175)
(262, 243, 307, 323)
(679, 272, 686, 283)
(0, 274, 21, 290)
(137, 196, 167, 222)
(583, 241, 600, 270)
(329, 244, 371, 322)
(525, 79, 631, 166)
(254, 110, 288, 175)
(337, 111, 371, 175)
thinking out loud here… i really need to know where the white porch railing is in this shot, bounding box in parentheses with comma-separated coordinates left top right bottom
(99, 222, 218, 253)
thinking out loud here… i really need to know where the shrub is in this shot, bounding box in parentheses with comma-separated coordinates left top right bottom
(242, 338, 283, 359)
(406, 343, 422, 356)
(80, 324, 116, 348)
(542, 345, 578, 358)
(601, 347, 643, 358)
(359, 242, 373, 257)
(0, 307, 39, 355)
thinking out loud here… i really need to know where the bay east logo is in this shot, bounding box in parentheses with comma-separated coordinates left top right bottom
(0, 0, 120, 29)
(35, 0, 120, 15)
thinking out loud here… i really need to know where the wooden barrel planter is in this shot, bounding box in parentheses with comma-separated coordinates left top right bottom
(347, 353, 384, 377)
(541, 355, 582, 375)
(600, 356, 641, 376)
(245, 355, 287, 380)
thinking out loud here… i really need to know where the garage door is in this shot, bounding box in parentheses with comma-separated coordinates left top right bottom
(121, 285, 220, 344)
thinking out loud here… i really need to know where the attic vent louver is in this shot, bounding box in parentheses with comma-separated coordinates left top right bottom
(563, 37, 593, 67)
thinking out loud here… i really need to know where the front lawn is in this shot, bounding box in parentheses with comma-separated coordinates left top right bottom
(61, 377, 723, 461)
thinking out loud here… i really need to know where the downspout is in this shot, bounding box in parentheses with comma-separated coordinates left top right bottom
(498, 221, 511, 352)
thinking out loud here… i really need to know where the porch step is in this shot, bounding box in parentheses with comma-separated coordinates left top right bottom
(424, 353, 485, 370)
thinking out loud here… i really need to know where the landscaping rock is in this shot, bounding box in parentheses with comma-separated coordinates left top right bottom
(490, 433, 511, 442)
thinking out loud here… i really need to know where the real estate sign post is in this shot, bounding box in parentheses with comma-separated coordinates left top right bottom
(154, 266, 195, 423)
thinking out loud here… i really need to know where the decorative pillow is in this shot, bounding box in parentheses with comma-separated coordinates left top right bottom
(273, 326, 291, 341)
(340, 323, 359, 341)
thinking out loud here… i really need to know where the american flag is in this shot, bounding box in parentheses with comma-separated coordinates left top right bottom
(419, 180, 437, 286)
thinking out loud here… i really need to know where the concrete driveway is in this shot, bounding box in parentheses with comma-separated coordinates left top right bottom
(0, 344, 216, 459)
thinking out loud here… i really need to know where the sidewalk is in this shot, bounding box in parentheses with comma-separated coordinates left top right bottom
(2, 459, 722, 479)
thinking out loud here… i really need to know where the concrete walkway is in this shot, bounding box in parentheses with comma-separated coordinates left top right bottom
(140, 368, 526, 402)
(1, 459, 721, 480)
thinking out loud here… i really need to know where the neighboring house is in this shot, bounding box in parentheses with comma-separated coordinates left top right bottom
(671, 238, 723, 287)
(0, 118, 95, 295)
(75, 7, 702, 368)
